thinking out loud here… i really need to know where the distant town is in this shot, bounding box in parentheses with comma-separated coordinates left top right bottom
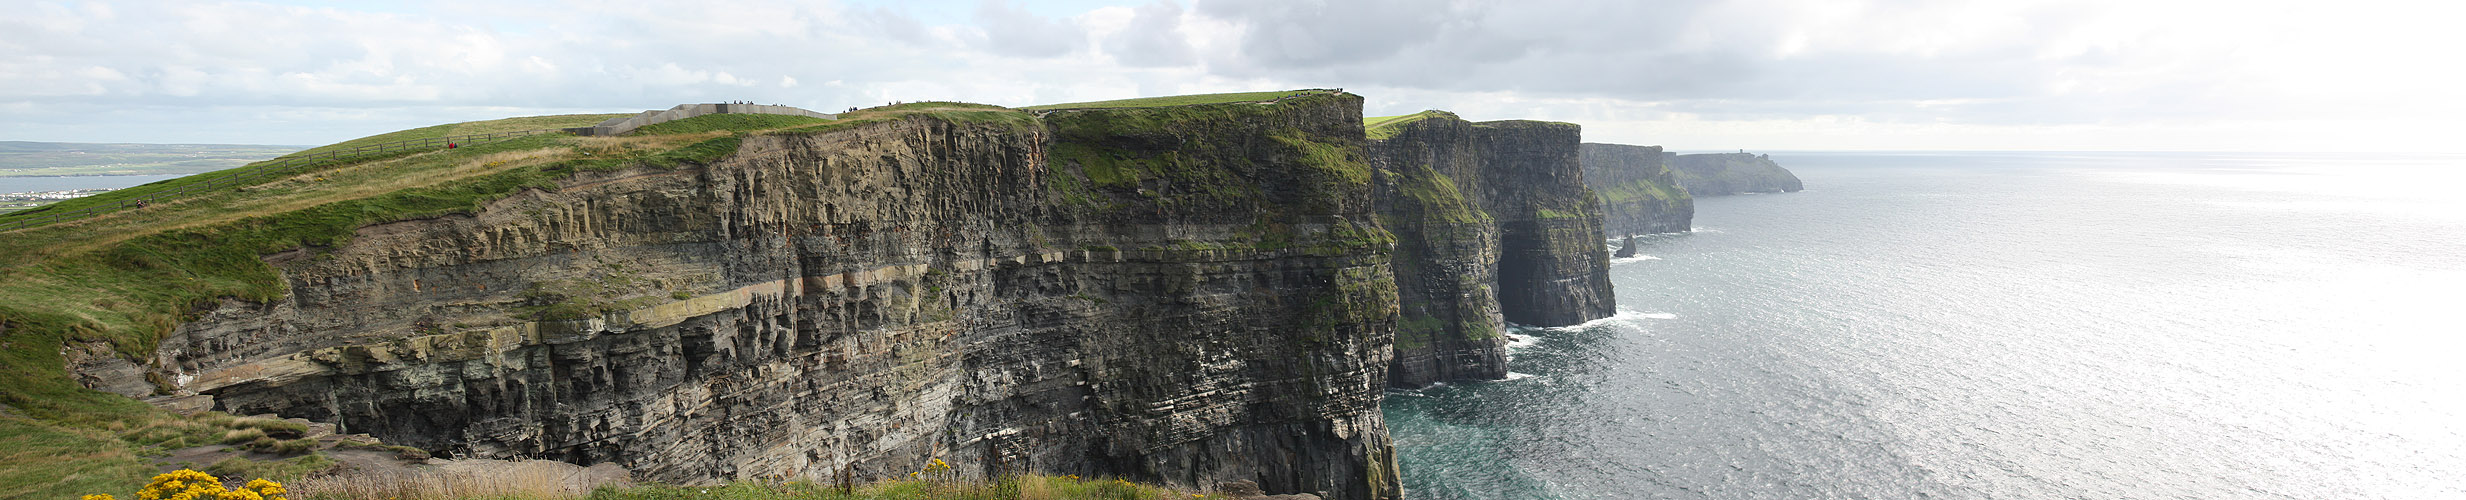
(0, 188, 109, 213)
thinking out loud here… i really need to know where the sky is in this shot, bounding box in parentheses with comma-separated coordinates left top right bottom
(4, 0, 2461, 152)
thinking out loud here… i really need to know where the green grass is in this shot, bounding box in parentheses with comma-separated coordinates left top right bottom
(1535, 208, 1584, 219)
(0, 116, 752, 500)
(812, 102, 1040, 134)
(630, 113, 834, 136)
(203, 453, 335, 483)
(1392, 164, 1488, 224)
(0, 416, 152, 500)
(1362, 110, 1455, 139)
(0, 114, 622, 229)
(290, 114, 625, 157)
(1271, 129, 1371, 187)
(1021, 89, 1333, 110)
(1594, 176, 1690, 205)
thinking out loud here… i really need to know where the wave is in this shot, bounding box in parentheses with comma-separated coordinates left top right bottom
(1609, 255, 1662, 265)
(1504, 331, 1542, 351)
(1532, 309, 1676, 332)
(1501, 372, 1538, 381)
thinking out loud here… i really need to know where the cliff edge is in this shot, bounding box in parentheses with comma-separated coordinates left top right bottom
(9, 91, 1625, 500)
(1368, 112, 1617, 388)
(1579, 143, 1693, 237)
(1669, 152, 1803, 195)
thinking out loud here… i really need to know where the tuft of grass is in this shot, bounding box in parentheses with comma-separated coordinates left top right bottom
(233, 417, 307, 438)
(219, 428, 266, 445)
(293, 459, 605, 500)
(1022, 89, 1334, 110)
(203, 453, 337, 483)
(0, 416, 152, 499)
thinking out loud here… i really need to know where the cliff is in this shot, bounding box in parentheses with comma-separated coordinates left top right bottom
(1367, 112, 1616, 388)
(15, 91, 1623, 500)
(1578, 143, 1693, 237)
(68, 95, 1395, 499)
(1668, 152, 1803, 195)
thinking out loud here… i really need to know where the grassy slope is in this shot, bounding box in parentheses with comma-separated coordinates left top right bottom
(1362, 110, 1453, 140)
(0, 111, 852, 500)
(0, 114, 625, 228)
(1020, 89, 1332, 110)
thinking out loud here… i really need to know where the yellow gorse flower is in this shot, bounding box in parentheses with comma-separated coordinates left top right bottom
(98, 470, 286, 500)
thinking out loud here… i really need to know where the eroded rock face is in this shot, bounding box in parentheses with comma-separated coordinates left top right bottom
(1368, 116, 1616, 389)
(1670, 152, 1803, 196)
(153, 95, 1400, 499)
(1474, 121, 1616, 328)
(1580, 143, 1693, 237)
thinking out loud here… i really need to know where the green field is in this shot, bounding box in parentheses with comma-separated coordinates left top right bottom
(0, 142, 306, 177)
(1022, 89, 1334, 110)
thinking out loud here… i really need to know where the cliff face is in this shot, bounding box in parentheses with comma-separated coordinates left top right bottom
(1669, 152, 1803, 195)
(150, 95, 1400, 499)
(1578, 143, 1692, 236)
(1368, 115, 1616, 388)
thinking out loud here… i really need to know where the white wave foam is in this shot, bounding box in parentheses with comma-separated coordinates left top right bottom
(1609, 255, 1662, 265)
(1504, 332, 1541, 351)
(1535, 309, 1676, 331)
(1501, 372, 1538, 381)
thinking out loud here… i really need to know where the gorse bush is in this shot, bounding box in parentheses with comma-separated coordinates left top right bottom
(83, 469, 288, 500)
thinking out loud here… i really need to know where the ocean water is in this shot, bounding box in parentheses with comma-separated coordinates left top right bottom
(1388, 152, 2466, 499)
(0, 174, 185, 194)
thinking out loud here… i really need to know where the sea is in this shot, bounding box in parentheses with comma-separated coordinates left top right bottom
(1387, 152, 2466, 499)
(0, 174, 184, 195)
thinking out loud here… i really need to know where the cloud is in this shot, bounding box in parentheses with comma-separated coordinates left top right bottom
(0, 0, 2457, 151)
(1102, 1, 1196, 67)
(971, 0, 1086, 58)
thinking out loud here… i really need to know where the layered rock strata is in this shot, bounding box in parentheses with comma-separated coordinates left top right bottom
(1368, 114, 1616, 388)
(150, 95, 1400, 499)
(1670, 152, 1803, 195)
(1578, 143, 1693, 236)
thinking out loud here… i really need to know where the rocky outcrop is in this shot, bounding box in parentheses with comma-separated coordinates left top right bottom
(147, 94, 1399, 499)
(1368, 113, 1616, 388)
(1579, 143, 1692, 236)
(1670, 152, 1802, 195)
(1473, 122, 1616, 328)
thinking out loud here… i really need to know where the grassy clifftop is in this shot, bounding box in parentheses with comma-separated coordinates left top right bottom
(1021, 89, 1336, 110)
(0, 93, 1360, 498)
(0, 110, 867, 499)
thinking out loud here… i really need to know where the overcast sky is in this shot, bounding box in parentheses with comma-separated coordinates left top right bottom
(5, 0, 2459, 151)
